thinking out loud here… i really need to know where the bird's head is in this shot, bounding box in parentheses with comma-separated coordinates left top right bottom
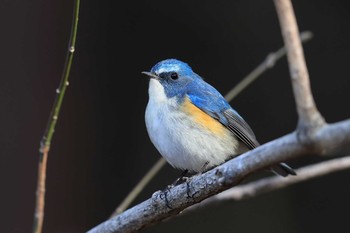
(142, 59, 201, 99)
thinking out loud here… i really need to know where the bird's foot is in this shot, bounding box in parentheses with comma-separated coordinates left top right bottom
(172, 169, 189, 186)
(159, 186, 173, 209)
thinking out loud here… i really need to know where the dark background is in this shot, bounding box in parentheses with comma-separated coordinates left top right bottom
(1, 0, 350, 232)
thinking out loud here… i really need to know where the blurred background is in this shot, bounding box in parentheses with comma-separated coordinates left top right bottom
(1, 0, 350, 232)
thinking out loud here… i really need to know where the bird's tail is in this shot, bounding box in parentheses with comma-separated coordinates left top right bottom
(271, 163, 297, 177)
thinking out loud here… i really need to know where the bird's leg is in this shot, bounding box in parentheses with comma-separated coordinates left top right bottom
(199, 161, 210, 174)
(159, 169, 190, 209)
(171, 169, 193, 198)
(172, 169, 189, 186)
(185, 161, 209, 198)
(179, 162, 210, 198)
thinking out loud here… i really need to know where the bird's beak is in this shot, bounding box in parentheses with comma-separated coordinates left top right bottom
(141, 71, 159, 80)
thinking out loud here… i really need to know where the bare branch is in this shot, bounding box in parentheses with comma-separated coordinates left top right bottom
(224, 31, 313, 101)
(185, 155, 350, 212)
(111, 158, 167, 217)
(110, 30, 314, 217)
(87, 1, 349, 233)
(273, 0, 325, 129)
(87, 120, 350, 233)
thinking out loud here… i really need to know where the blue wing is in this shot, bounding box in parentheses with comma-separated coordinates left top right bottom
(186, 78, 296, 177)
(187, 79, 259, 149)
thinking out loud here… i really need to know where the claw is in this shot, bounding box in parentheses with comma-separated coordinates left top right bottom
(172, 169, 189, 186)
(160, 186, 173, 209)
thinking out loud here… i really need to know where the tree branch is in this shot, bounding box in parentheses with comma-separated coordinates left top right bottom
(224, 31, 313, 101)
(87, 120, 350, 233)
(110, 30, 314, 217)
(185, 155, 350, 212)
(273, 0, 325, 129)
(86, 1, 350, 232)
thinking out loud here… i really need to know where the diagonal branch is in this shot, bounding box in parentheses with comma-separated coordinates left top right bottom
(224, 31, 313, 101)
(185, 155, 350, 213)
(87, 120, 350, 233)
(86, 1, 350, 232)
(110, 30, 314, 217)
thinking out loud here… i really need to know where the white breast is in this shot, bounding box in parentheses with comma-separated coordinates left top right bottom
(145, 79, 239, 172)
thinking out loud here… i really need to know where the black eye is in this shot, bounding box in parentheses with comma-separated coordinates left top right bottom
(170, 72, 178, 80)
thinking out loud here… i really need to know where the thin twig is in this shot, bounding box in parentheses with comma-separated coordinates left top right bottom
(87, 120, 350, 233)
(185, 155, 350, 212)
(87, 1, 350, 232)
(224, 31, 313, 101)
(109, 30, 314, 217)
(32, 1, 80, 233)
(274, 0, 324, 128)
(111, 158, 167, 217)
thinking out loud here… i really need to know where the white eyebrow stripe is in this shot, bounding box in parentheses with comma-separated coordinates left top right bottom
(156, 64, 181, 74)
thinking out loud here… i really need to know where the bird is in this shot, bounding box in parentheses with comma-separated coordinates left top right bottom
(142, 58, 296, 178)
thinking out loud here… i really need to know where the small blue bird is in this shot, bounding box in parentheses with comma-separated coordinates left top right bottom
(143, 58, 296, 177)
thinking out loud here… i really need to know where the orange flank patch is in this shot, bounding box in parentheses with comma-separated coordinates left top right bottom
(181, 97, 227, 136)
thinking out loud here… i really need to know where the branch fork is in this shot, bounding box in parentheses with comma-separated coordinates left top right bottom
(86, 1, 350, 232)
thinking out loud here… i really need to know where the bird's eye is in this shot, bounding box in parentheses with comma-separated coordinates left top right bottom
(170, 72, 178, 80)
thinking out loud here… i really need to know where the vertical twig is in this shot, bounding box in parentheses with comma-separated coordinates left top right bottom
(32, 1, 80, 233)
(273, 0, 325, 129)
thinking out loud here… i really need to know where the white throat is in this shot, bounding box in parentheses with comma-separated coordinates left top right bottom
(148, 79, 168, 103)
